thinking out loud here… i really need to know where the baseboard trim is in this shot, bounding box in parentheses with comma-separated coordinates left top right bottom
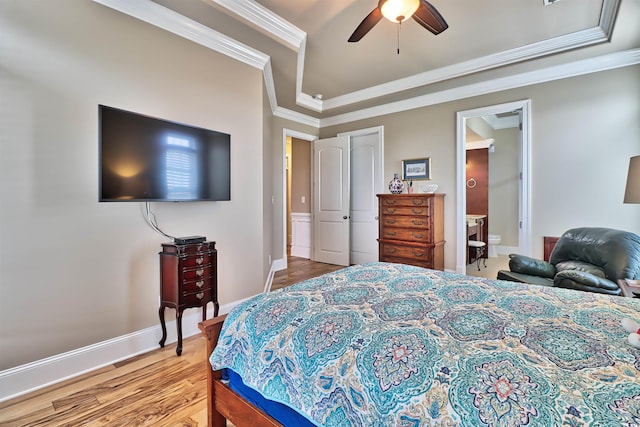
(0, 300, 243, 403)
(263, 257, 287, 293)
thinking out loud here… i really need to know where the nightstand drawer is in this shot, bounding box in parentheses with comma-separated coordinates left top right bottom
(181, 253, 214, 268)
(181, 266, 212, 281)
(181, 288, 212, 305)
(183, 276, 213, 293)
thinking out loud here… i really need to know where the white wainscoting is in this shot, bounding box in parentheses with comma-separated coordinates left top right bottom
(290, 212, 311, 259)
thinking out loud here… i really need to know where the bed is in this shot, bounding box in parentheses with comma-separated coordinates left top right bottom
(199, 262, 640, 426)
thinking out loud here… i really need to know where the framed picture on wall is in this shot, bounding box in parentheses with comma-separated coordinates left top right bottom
(402, 158, 431, 180)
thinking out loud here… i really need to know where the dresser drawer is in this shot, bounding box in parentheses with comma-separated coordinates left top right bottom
(379, 206, 430, 216)
(380, 227, 433, 243)
(379, 196, 430, 208)
(379, 242, 433, 261)
(379, 255, 433, 269)
(380, 215, 431, 229)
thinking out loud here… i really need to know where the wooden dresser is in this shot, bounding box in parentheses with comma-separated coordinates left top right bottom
(377, 193, 445, 270)
(158, 241, 219, 356)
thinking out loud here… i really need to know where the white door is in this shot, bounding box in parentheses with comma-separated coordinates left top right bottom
(339, 128, 383, 264)
(312, 136, 350, 266)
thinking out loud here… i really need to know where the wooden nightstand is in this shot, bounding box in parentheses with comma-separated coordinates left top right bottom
(617, 279, 640, 298)
(159, 241, 219, 355)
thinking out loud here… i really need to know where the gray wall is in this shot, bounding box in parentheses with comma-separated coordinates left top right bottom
(0, 1, 265, 369)
(489, 127, 520, 248)
(291, 138, 311, 214)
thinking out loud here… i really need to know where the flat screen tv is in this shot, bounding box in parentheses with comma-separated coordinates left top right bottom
(99, 105, 230, 202)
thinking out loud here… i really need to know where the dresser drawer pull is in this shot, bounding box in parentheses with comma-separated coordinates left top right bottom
(412, 250, 426, 257)
(384, 208, 396, 214)
(412, 208, 425, 215)
(196, 280, 204, 288)
(384, 218, 397, 225)
(412, 232, 425, 239)
(412, 219, 425, 226)
(196, 269, 204, 277)
(411, 199, 426, 206)
(196, 292, 204, 300)
(385, 230, 397, 237)
(385, 199, 398, 206)
(385, 247, 397, 254)
(196, 257, 204, 265)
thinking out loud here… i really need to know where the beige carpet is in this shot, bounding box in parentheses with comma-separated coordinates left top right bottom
(466, 254, 509, 280)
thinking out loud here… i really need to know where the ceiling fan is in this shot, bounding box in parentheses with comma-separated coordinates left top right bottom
(348, 0, 448, 43)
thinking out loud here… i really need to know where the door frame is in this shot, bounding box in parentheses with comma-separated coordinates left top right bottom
(455, 100, 532, 274)
(280, 127, 383, 269)
(281, 128, 318, 270)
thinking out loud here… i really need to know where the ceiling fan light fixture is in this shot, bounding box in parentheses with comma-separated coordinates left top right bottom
(380, 0, 420, 23)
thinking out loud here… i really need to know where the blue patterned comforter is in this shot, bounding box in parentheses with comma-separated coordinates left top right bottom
(209, 262, 640, 426)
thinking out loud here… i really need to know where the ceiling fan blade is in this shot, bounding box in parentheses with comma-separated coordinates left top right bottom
(412, 0, 448, 35)
(348, 8, 383, 42)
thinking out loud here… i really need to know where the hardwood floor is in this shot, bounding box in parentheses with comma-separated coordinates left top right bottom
(0, 336, 209, 427)
(0, 257, 342, 427)
(271, 256, 346, 291)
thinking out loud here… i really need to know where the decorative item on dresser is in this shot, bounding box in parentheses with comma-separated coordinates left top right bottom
(388, 173, 405, 194)
(159, 240, 219, 356)
(377, 193, 445, 270)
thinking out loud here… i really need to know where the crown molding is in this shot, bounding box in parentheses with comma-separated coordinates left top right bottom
(212, 0, 621, 114)
(319, 48, 640, 128)
(322, 26, 611, 112)
(93, 0, 269, 69)
(210, 0, 305, 50)
(93, 0, 629, 128)
(273, 106, 320, 128)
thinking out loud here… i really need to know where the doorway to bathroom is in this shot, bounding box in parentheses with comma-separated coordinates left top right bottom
(455, 100, 532, 278)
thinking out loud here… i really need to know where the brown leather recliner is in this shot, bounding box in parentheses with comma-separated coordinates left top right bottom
(497, 227, 640, 295)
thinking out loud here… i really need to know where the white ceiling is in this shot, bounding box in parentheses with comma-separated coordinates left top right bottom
(95, 0, 639, 127)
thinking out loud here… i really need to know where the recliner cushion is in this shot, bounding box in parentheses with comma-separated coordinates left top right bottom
(553, 270, 621, 295)
(508, 254, 556, 279)
(555, 260, 606, 278)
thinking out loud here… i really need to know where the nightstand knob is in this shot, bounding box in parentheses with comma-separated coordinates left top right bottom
(196, 257, 204, 265)
(196, 292, 204, 300)
(196, 269, 204, 277)
(196, 280, 204, 288)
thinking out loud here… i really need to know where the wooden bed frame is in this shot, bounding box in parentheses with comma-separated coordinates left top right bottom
(199, 315, 284, 427)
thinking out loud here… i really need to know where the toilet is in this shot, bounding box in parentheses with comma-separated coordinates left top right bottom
(488, 234, 501, 257)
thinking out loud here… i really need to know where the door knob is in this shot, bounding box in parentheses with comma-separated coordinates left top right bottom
(343, 216, 348, 220)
